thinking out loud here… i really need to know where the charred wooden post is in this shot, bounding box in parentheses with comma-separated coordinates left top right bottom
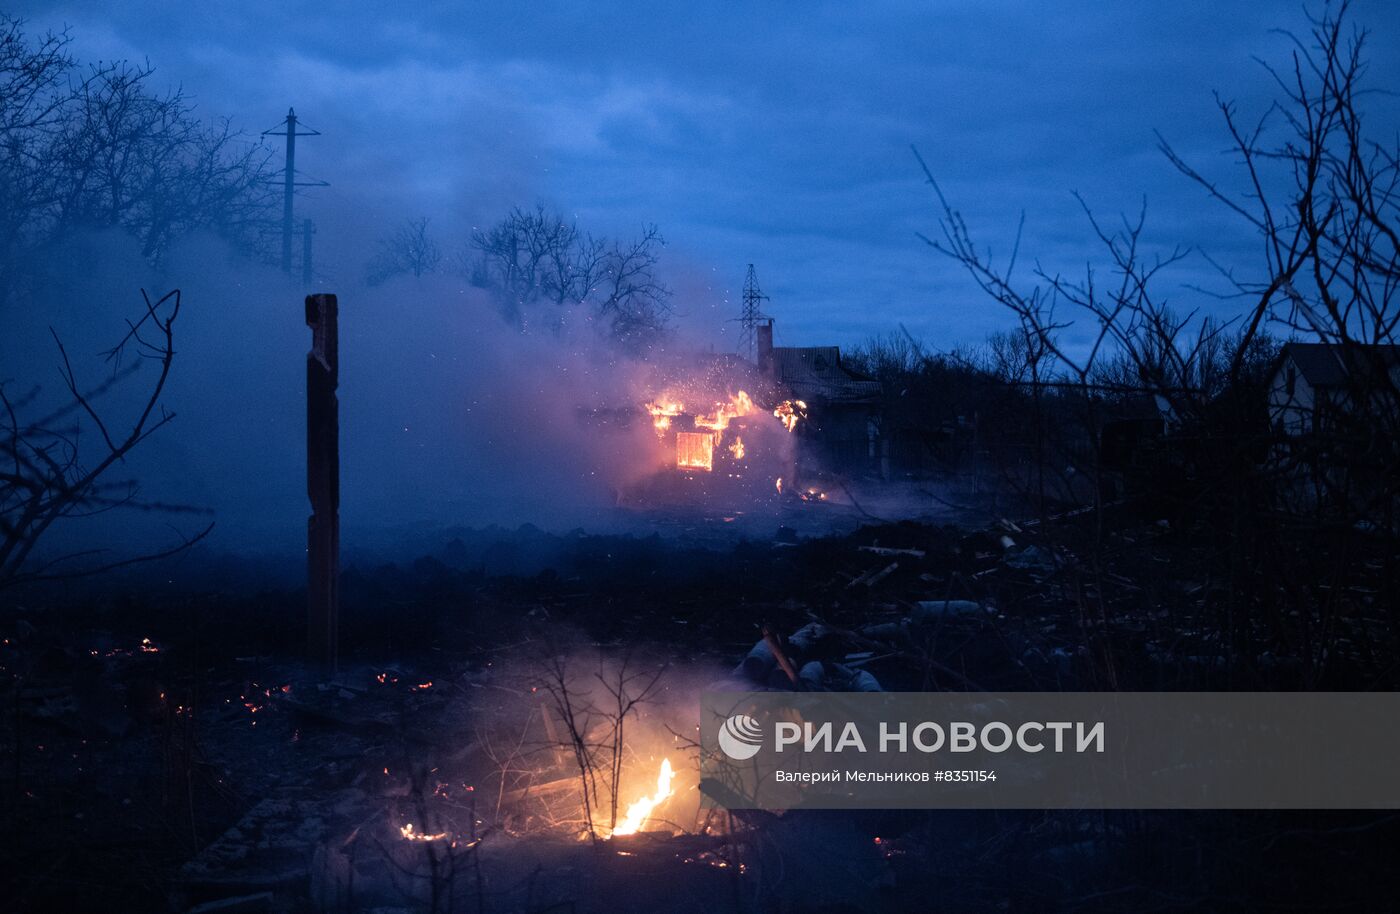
(306, 293, 339, 670)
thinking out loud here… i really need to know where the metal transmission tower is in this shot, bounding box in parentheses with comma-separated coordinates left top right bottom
(737, 264, 770, 362)
(263, 108, 329, 277)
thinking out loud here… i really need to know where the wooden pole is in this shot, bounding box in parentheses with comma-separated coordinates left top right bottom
(282, 109, 296, 275)
(306, 293, 339, 670)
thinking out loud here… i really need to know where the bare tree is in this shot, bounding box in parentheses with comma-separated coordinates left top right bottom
(531, 648, 667, 841)
(1, 289, 212, 590)
(591, 224, 671, 348)
(0, 16, 72, 134)
(367, 216, 443, 285)
(0, 18, 277, 304)
(914, 1, 1399, 687)
(465, 205, 671, 345)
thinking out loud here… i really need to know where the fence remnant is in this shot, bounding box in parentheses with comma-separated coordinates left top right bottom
(306, 293, 339, 669)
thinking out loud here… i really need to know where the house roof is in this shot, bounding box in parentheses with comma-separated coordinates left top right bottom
(770, 346, 881, 403)
(1280, 342, 1400, 388)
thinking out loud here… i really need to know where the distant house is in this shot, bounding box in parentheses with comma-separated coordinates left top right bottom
(1268, 342, 1400, 437)
(1099, 392, 1177, 470)
(757, 322, 883, 474)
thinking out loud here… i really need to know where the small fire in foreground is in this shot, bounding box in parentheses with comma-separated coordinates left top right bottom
(608, 758, 675, 837)
(400, 823, 448, 842)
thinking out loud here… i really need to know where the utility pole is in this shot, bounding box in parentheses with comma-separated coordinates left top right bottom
(263, 108, 327, 277)
(738, 264, 770, 362)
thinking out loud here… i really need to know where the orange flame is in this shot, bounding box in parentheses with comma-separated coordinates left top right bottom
(676, 432, 715, 471)
(646, 398, 685, 435)
(609, 758, 675, 837)
(646, 389, 793, 478)
(772, 399, 807, 433)
(400, 823, 448, 842)
(694, 390, 754, 437)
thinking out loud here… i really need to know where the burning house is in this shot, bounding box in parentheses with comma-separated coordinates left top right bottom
(640, 377, 805, 503)
(625, 314, 885, 509)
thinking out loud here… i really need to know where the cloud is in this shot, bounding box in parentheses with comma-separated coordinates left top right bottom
(10, 0, 1400, 355)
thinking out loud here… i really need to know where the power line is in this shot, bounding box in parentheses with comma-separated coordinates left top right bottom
(263, 108, 328, 277)
(737, 263, 771, 362)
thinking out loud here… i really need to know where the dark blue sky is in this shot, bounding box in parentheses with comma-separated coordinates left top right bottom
(15, 0, 1400, 351)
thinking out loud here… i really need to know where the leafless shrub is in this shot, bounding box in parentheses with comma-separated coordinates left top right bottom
(914, 1, 1398, 687)
(1, 288, 212, 590)
(531, 647, 666, 841)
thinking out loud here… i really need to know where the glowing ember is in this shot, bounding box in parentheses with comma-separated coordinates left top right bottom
(609, 758, 675, 837)
(400, 823, 448, 842)
(775, 477, 783, 494)
(676, 431, 715, 471)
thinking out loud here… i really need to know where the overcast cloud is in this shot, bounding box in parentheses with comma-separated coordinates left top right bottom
(11, 1, 1400, 351)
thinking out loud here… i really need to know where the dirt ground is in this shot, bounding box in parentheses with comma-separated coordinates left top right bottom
(3, 514, 1398, 912)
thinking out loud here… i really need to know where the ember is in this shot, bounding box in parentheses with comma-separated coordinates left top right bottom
(400, 823, 448, 842)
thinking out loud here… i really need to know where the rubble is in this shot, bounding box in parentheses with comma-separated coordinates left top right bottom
(3, 508, 1397, 911)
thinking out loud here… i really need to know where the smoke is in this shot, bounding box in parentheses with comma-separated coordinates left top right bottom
(2, 224, 699, 566)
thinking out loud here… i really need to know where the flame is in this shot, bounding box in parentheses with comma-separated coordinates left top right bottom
(676, 432, 715, 471)
(772, 399, 807, 433)
(400, 823, 448, 842)
(609, 758, 675, 837)
(694, 390, 754, 438)
(775, 477, 783, 494)
(645, 389, 792, 478)
(646, 398, 685, 435)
